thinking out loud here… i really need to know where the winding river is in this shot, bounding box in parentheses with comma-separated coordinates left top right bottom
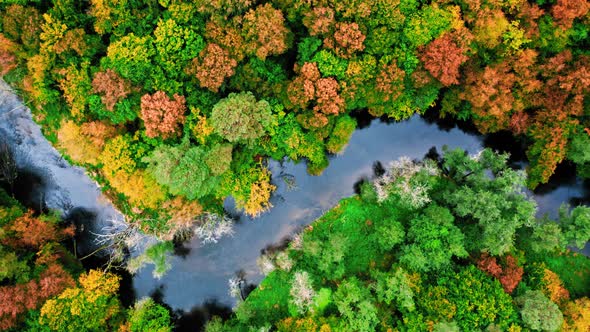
(1, 79, 588, 330)
(132, 113, 589, 328)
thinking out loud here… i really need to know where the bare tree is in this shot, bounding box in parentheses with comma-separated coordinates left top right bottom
(81, 220, 140, 270)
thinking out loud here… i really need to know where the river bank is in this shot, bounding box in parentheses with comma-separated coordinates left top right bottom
(2, 78, 589, 331)
(133, 113, 589, 331)
(0, 79, 126, 256)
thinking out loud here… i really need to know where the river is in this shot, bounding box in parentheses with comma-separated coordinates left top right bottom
(1, 80, 588, 330)
(132, 113, 589, 329)
(0, 79, 125, 256)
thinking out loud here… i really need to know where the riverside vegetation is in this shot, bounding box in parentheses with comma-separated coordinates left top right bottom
(0, 182, 172, 330)
(0, 0, 589, 236)
(0, 0, 589, 330)
(208, 148, 590, 331)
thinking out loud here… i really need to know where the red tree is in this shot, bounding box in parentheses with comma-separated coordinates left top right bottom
(324, 22, 365, 58)
(509, 112, 530, 135)
(242, 3, 291, 60)
(91, 69, 132, 111)
(188, 43, 237, 92)
(498, 255, 524, 294)
(4, 211, 74, 248)
(517, 3, 545, 39)
(0, 34, 17, 76)
(551, 0, 590, 29)
(303, 7, 335, 36)
(288, 62, 345, 128)
(461, 62, 516, 133)
(420, 33, 469, 86)
(140, 91, 187, 138)
(0, 264, 74, 329)
(476, 253, 523, 293)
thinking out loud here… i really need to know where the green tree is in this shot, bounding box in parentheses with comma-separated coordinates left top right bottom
(211, 92, 273, 144)
(102, 33, 155, 85)
(527, 219, 565, 254)
(516, 290, 563, 331)
(127, 242, 174, 279)
(326, 115, 356, 154)
(436, 266, 518, 330)
(568, 130, 590, 178)
(401, 204, 467, 272)
(143, 142, 218, 200)
(371, 266, 416, 312)
(0, 246, 30, 283)
(333, 277, 379, 332)
(126, 298, 172, 332)
(204, 144, 233, 176)
(559, 205, 590, 250)
(153, 18, 204, 77)
(440, 148, 537, 255)
(301, 234, 349, 280)
(402, 4, 453, 48)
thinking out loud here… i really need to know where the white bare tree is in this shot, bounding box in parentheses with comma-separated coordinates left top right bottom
(290, 271, 316, 314)
(373, 156, 439, 208)
(193, 212, 235, 244)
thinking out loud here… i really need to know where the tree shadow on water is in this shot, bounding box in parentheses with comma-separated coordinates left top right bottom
(174, 299, 233, 332)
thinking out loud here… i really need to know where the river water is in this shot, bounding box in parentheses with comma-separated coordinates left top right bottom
(132, 113, 589, 328)
(0, 79, 125, 256)
(1, 80, 588, 329)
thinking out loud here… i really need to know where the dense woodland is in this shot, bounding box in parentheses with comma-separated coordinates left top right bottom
(0, 183, 172, 331)
(0, 0, 589, 234)
(207, 148, 590, 331)
(0, 0, 589, 330)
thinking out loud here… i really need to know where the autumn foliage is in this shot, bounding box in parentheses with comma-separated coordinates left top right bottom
(551, 0, 590, 29)
(80, 121, 118, 149)
(541, 269, 571, 305)
(563, 297, 590, 331)
(188, 43, 237, 92)
(324, 22, 366, 59)
(57, 120, 103, 165)
(4, 211, 74, 248)
(461, 62, 516, 133)
(477, 253, 524, 293)
(0, 199, 76, 330)
(0, 264, 74, 330)
(1, 4, 43, 51)
(288, 62, 345, 128)
(0, 34, 17, 76)
(303, 7, 335, 37)
(243, 3, 291, 60)
(420, 33, 469, 86)
(91, 69, 132, 111)
(140, 91, 187, 138)
(53, 28, 89, 56)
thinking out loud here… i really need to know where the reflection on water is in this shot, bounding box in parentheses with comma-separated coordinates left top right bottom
(134, 114, 587, 330)
(2, 77, 586, 330)
(134, 115, 588, 330)
(0, 80, 125, 256)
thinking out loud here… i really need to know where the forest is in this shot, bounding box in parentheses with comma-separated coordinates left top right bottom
(206, 148, 590, 331)
(0, 0, 589, 330)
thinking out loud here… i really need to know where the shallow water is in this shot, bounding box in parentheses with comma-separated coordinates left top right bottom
(132, 114, 588, 322)
(0, 79, 125, 255)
